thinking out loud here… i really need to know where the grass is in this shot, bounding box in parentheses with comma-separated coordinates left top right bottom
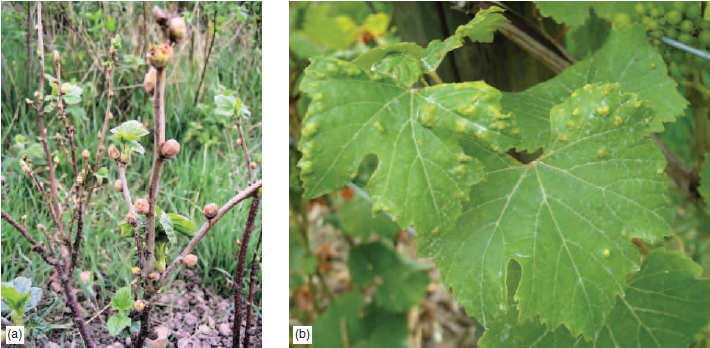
(1, 1, 262, 327)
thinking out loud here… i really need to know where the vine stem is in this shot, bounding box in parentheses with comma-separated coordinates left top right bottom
(243, 231, 262, 348)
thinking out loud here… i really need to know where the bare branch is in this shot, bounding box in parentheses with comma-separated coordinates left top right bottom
(1, 211, 57, 266)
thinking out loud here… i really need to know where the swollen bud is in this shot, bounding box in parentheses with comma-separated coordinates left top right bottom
(60, 83, 69, 95)
(147, 44, 173, 68)
(126, 211, 138, 226)
(250, 162, 257, 169)
(114, 180, 123, 192)
(148, 272, 160, 281)
(25, 98, 33, 105)
(53, 50, 60, 64)
(161, 139, 180, 159)
(120, 151, 131, 164)
(22, 166, 31, 174)
(82, 149, 90, 159)
(236, 138, 242, 146)
(184, 254, 198, 267)
(108, 144, 120, 160)
(134, 300, 146, 311)
(169, 17, 187, 44)
(37, 224, 46, 232)
(132, 267, 141, 277)
(134, 199, 149, 215)
(203, 203, 218, 219)
(143, 67, 156, 95)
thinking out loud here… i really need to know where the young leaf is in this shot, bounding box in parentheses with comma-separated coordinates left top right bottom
(421, 84, 671, 339)
(111, 287, 134, 313)
(502, 25, 688, 152)
(299, 56, 520, 236)
(214, 94, 238, 117)
(0, 277, 42, 312)
(168, 213, 196, 237)
(422, 6, 508, 73)
(107, 314, 132, 336)
(159, 210, 176, 244)
(352, 43, 425, 87)
(111, 120, 150, 142)
(0, 286, 30, 315)
(479, 250, 710, 348)
(95, 167, 109, 182)
(63, 84, 83, 105)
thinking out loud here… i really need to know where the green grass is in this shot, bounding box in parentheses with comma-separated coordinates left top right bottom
(1, 0, 262, 318)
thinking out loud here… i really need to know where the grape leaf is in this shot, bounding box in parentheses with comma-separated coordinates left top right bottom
(535, 2, 638, 28)
(358, 304, 409, 348)
(352, 43, 424, 87)
(479, 250, 710, 348)
(339, 196, 401, 240)
(422, 6, 508, 73)
(348, 241, 429, 311)
(299, 56, 521, 236)
(421, 84, 671, 339)
(502, 24, 687, 152)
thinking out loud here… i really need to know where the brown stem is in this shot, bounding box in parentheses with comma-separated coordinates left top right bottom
(34, 2, 64, 240)
(57, 264, 96, 347)
(2, 211, 57, 266)
(118, 163, 146, 272)
(158, 180, 263, 288)
(233, 197, 261, 347)
(25, 2, 33, 101)
(143, 64, 167, 282)
(236, 119, 254, 185)
(54, 52, 79, 179)
(194, 10, 217, 104)
(72, 43, 117, 271)
(243, 231, 262, 348)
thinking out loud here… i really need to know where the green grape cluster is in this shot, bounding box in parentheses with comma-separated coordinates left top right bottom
(632, 1, 709, 74)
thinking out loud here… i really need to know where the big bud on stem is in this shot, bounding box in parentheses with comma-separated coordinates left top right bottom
(147, 44, 173, 69)
(161, 139, 180, 159)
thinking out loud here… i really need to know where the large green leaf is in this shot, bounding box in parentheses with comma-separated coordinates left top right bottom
(502, 24, 687, 152)
(421, 84, 671, 339)
(479, 250, 710, 348)
(299, 56, 521, 235)
(348, 242, 429, 312)
(107, 315, 132, 336)
(422, 6, 508, 73)
(111, 120, 149, 142)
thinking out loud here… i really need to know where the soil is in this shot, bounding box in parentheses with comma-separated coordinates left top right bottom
(41, 268, 262, 348)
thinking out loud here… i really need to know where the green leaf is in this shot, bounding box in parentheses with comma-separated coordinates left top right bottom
(0, 277, 41, 312)
(339, 196, 401, 240)
(126, 140, 145, 155)
(422, 84, 671, 339)
(168, 213, 196, 237)
(119, 219, 134, 238)
(107, 314, 132, 336)
(535, 2, 596, 28)
(94, 167, 109, 181)
(214, 94, 237, 117)
(160, 210, 176, 244)
(348, 242, 429, 312)
(1, 286, 30, 316)
(421, 6, 508, 73)
(361, 13, 390, 36)
(502, 24, 687, 152)
(479, 250, 710, 348)
(299, 56, 521, 236)
(111, 287, 134, 313)
(359, 304, 409, 348)
(63, 84, 83, 105)
(352, 43, 424, 87)
(569, 12, 610, 59)
(302, 5, 358, 51)
(312, 291, 365, 348)
(535, 2, 639, 28)
(111, 120, 149, 142)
